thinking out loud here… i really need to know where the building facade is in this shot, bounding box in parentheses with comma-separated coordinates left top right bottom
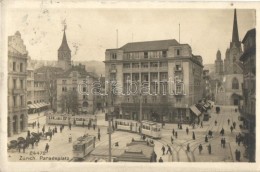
(215, 9, 244, 106)
(8, 31, 28, 137)
(56, 64, 98, 114)
(240, 28, 256, 162)
(104, 39, 204, 123)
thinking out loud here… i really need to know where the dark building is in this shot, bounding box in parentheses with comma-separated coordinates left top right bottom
(240, 28, 256, 162)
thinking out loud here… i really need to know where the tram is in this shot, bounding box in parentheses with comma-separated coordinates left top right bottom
(141, 120, 161, 139)
(114, 119, 162, 139)
(73, 135, 96, 160)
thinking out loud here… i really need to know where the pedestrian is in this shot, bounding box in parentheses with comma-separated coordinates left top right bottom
(158, 157, 163, 162)
(230, 126, 233, 133)
(161, 145, 165, 155)
(69, 134, 72, 143)
(215, 120, 217, 126)
(82, 121, 85, 127)
(180, 124, 182, 129)
(237, 150, 241, 161)
(49, 133, 52, 141)
(228, 119, 230, 125)
(42, 127, 45, 134)
(166, 145, 172, 155)
(198, 144, 203, 154)
(207, 144, 211, 154)
(235, 149, 240, 161)
(98, 132, 101, 141)
(98, 127, 100, 133)
(171, 136, 173, 144)
(177, 123, 180, 129)
(37, 122, 40, 128)
(223, 138, 226, 148)
(192, 132, 196, 140)
(187, 144, 190, 152)
(172, 129, 175, 136)
(221, 138, 223, 148)
(205, 135, 208, 142)
(60, 126, 62, 133)
(175, 131, 178, 139)
(93, 124, 96, 130)
(233, 122, 236, 129)
(45, 143, 49, 153)
(27, 130, 31, 137)
(69, 123, 72, 130)
(55, 126, 57, 133)
(220, 128, 224, 136)
(186, 127, 189, 135)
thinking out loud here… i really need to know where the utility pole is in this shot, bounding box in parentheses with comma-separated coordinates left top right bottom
(139, 80, 142, 135)
(107, 80, 113, 162)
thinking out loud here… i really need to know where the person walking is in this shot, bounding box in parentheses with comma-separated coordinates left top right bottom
(207, 144, 211, 154)
(45, 143, 49, 153)
(27, 130, 31, 138)
(198, 144, 203, 154)
(205, 135, 208, 142)
(42, 127, 45, 134)
(171, 136, 174, 144)
(230, 126, 233, 133)
(158, 157, 163, 162)
(186, 127, 189, 135)
(98, 132, 101, 141)
(175, 131, 178, 139)
(233, 122, 236, 129)
(187, 144, 190, 152)
(228, 119, 230, 125)
(166, 145, 172, 155)
(235, 149, 239, 161)
(215, 120, 217, 126)
(223, 138, 226, 148)
(161, 145, 165, 155)
(192, 132, 196, 140)
(172, 129, 175, 136)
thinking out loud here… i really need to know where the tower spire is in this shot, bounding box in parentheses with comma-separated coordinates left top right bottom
(232, 9, 239, 43)
(59, 27, 71, 52)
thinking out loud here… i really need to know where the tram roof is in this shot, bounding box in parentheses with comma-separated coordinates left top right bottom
(73, 136, 94, 145)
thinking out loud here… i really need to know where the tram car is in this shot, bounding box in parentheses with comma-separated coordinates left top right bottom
(114, 119, 140, 132)
(73, 135, 96, 160)
(141, 120, 162, 139)
(114, 119, 162, 139)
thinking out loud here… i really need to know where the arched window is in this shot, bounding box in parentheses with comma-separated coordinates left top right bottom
(232, 78, 239, 89)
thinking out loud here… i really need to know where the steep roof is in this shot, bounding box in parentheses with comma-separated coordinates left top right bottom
(58, 30, 71, 52)
(232, 9, 240, 43)
(242, 28, 256, 43)
(35, 66, 64, 74)
(119, 39, 180, 52)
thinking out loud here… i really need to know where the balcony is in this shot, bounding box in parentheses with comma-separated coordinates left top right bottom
(110, 69, 117, 73)
(12, 89, 26, 94)
(174, 67, 183, 72)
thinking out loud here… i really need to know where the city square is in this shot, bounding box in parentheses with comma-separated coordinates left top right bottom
(5, 3, 256, 166)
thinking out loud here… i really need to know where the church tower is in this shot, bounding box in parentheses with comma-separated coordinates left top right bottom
(215, 50, 224, 76)
(58, 28, 71, 71)
(224, 9, 243, 74)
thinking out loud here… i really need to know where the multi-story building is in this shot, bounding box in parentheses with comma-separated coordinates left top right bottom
(56, 64, 98, 114)
(55, 29, 98, 115)
(202, 70, 211, 100)
(240, 28, 256, 162)
(8, 31, 28, 136)
(26, 57, 35, 114)
(104, 39, 204, 123)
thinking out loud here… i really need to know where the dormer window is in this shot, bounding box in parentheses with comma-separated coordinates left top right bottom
(162, 51, 167, 58)
(177, 49, 180, 56)
(112, 53, 117, 60)
(144, 52, 148, 59)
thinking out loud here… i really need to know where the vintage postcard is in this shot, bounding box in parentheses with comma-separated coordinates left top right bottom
(1, 0, 259, 171)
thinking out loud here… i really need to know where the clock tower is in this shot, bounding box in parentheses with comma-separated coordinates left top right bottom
(58, 29, 71, 70)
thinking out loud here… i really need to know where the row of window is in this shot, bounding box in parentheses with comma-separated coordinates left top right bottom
(12, 62, 24, 72)
(110, 49, 182, 60)
(12, 79, 24, 89)
(11, 95, 24, 107)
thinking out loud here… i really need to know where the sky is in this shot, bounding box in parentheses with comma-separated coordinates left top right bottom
(6, 5, 255, 65)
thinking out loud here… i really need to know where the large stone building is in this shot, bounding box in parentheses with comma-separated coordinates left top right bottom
(8, 31, 28, 136)
(55, 29, 98, 114)
(240, 28, 256, 162)
(214, 9, 244, 106)
(104, 39, 204, 123)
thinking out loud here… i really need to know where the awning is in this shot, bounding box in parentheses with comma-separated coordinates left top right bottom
(33, 103, 41, 108)
(190, 105, 201, 116)
(28, 104, 36, 109)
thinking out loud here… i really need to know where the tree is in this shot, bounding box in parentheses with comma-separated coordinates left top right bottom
(59, 90, 79, 114)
